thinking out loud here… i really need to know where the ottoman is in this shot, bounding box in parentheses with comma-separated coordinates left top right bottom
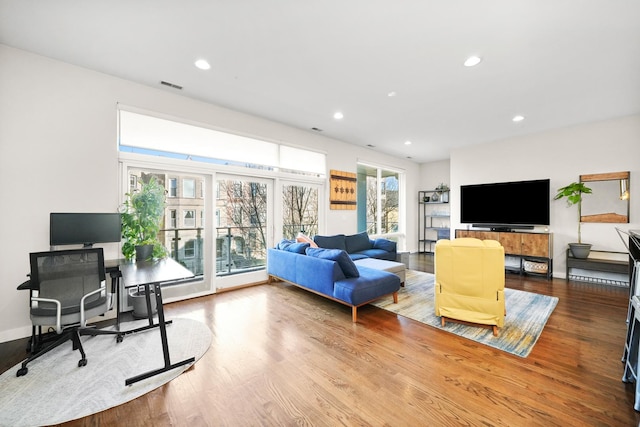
(354, 258, 406, 286)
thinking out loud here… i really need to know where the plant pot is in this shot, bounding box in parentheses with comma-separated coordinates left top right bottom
(135, 244, 154, 261)
(130, 288, 158, 319)
(569, 243, 592, 259)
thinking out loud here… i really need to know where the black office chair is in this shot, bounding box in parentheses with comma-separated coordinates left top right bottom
(17, 247, 122, 377)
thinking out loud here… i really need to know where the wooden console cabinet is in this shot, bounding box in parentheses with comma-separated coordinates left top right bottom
(455, 230, 553, 278)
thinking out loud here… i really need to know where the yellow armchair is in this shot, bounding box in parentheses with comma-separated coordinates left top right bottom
(435, 238, 505, 336)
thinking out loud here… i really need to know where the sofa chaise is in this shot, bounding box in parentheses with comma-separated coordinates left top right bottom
(267, 240, 401, 322)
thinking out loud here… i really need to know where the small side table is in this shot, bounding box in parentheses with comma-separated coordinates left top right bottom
(565, 249, 629, 284)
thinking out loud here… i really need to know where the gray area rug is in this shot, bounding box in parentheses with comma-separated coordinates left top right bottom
(372, 270, 558, 357)
(0, 317, 212, 426)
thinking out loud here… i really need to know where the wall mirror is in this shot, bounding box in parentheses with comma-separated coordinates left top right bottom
(580, 171, 630, 223)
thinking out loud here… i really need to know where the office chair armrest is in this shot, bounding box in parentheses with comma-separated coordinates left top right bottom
(80, 282, 107, 327)
(31, 297, 62, 334)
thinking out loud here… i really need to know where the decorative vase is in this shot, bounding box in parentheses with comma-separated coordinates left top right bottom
(569, 243, 592, 259)
(135, 244, 154, 261)
(130, 288, 158, 318)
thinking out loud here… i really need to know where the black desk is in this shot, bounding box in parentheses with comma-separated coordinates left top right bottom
(108, 258, 196, 386)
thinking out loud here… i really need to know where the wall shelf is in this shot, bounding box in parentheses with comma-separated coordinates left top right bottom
(418, 189, 450, 253)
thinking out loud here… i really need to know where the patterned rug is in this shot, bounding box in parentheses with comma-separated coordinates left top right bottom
(372, 270, 558, 357)
(0, 318, 212, 426)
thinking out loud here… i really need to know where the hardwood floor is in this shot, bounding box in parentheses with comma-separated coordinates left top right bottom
(2, 253, 639, 426)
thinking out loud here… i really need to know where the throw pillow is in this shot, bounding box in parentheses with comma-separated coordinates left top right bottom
(313, 234, 347, 251)
(373, 238, 396, 253)
(345, 231, 372, 254)
(277, 239, 310, 254)
(305, 247, 360, 278)
(296, 233, 319, 248)
(276, 239, 296, 250)
(285, 242, 311, 254)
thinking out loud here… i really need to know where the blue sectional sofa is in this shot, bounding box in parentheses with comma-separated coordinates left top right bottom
(312, 232, 397, 261)
(267, 241, 400, 322)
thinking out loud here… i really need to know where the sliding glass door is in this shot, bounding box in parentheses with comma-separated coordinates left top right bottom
(215, 174, 272, 289)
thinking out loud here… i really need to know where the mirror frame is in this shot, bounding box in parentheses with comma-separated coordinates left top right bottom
(579, 171, 630, 223)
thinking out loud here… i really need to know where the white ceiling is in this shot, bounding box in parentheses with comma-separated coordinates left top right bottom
(1, 1, 639, 163)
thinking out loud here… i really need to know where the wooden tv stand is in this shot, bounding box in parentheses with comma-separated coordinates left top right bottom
(455, 229, 553, 279)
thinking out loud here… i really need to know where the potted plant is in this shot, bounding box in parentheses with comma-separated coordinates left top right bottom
(554, 181, 593, 259)
(121, 176, 168, 261)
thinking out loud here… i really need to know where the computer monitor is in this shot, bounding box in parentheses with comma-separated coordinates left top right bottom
(50, 213, 122, 247)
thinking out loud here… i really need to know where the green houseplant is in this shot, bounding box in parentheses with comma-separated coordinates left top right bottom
(121, 176, 168, 260)
(554, 181, 593, 259)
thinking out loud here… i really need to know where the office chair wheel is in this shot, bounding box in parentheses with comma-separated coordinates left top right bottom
(116, 334, 124, 343)
(78, 358, 87, 367)
(16, 367, 28, 377)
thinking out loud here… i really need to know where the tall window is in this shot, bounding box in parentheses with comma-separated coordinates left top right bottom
(183, 179, 195, 198)
(282, 184, 318, 238)
(169, 178, 177, 197)
(169, 209, 177, 228)
(216, 177, 268, 276)
(119, 109, 326, 291)
(127, 167, 205, 277)
(357, 164, 400, 235)
(184, 210, 195, 227)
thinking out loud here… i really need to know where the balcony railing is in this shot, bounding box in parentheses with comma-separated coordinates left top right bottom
(160, 226, 268, 277)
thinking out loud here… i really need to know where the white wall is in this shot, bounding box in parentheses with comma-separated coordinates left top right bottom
(419, 159, 451, 191)
(0, 45, 419, 342)
(420, 115, 640, 278)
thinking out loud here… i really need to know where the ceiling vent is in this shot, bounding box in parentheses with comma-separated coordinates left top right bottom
(160, 80, 183, 90)
(311, 127, 323, 132)
(367, 144, 375, 148)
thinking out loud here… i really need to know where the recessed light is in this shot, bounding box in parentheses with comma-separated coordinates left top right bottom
(388, 91, 397, 97)
(333, 111, 344, 120)
(512, 115, 525, 122)
(464, 56, 482, 67)
(194, 59, 211, 70)
(404, 140, 412, 145)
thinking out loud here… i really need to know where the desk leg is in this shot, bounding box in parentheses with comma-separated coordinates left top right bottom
(125, 282, 195, 386)
(145, 284, 154, 326)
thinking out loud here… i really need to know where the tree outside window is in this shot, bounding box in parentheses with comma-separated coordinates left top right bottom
(282, 184, 318, 238)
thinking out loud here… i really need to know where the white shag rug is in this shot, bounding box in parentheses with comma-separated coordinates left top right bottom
(0, 318, 212, 427)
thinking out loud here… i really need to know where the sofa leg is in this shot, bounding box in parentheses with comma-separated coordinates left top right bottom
(393, 291, 398, 304)
(352, 307, 358, 323)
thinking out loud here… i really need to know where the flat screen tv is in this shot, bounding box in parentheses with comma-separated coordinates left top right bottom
(460, 179, 550, 230)
(50, 213, 122, 247)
